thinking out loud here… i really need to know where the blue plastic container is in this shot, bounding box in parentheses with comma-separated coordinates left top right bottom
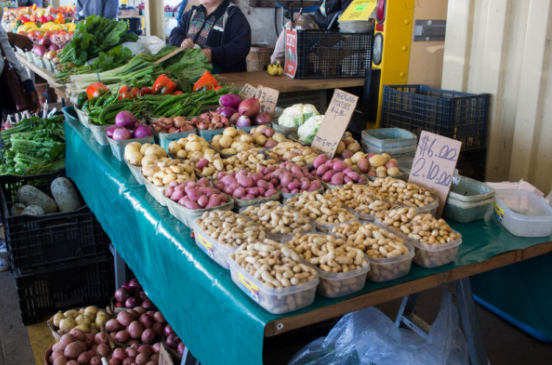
(62, 106, 78, 124)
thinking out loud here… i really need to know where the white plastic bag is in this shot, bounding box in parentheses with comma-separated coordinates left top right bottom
(288, 290, 469, 365)
(132, 36, 167, 55)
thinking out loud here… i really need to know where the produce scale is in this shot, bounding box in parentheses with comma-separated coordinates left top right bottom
(2, 4, 552, 365)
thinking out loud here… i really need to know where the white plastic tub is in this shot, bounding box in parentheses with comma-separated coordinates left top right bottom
(367, 242, 414, 282)
(125, 160, 144, 185)
(315, 263, 369, 298)
(191, 220, 240, 269)
(227, 256, 319, 314)
(494, 189, 552, 237)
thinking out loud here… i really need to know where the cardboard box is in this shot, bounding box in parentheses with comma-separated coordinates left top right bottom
(158, 342, 175, 365)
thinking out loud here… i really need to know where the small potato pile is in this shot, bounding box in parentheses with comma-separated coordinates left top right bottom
(196, 210, 266, 246)
(124, 142, 167, 167)
(249, 125, 286, 148)
(165, 178, 229, 209)
(141, 157, 195, 187)
(212, 170, 278, 200)
(241, 201, 312, 236)
(271, 141, 318, 166)
(285, 191, 356, 225)
(105, 306, 168, 346)
(311, 155, 367, 185)
(341, 151, 402, 178)
(150, 116, 195, 133)
(210, 127, 256, 155)
(191, 112, 231, 130)
(400, 213, 462, 245)
(50, 306, 110, 335)
(167, 134, 215, 160)
(110, 343, 162, 365)
(324, 184, 391, 217)
(231, 240, 317, 288)
(220, 149, 279, 173)
(331, 221, 409, 259)
(333, 134, 362, 160)
(264, 162, 322, 194)
(48, 328, 112, 365)
(370, 178, 436, 207)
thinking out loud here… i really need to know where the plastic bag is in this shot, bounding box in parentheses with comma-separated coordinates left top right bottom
(288, 290, 469, 365)
(133, 36, 167, 55)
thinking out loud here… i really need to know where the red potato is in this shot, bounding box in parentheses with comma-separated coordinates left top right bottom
(97, 343, 111, 357)
(53, 356, 68, 365)
(90, 357, 102, 365)
(69, 329, 85, 342)
(116, 330, 130, 344)
(112, 348, 127, 361)
(109, 359, 122, 365)
(117, 312, 133, 327)
(95, 332, 109, 345)
(77, 351, 93, 364)
(64, 341, 86, 360)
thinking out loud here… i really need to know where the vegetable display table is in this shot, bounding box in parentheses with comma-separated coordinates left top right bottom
(16, 54, 68, 101)
(65, 118, 552, 365)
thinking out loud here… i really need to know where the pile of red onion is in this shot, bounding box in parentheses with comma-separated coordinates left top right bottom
(216, 94, 271, 128)
(107, 112, 153, 141)
(113, 278, 156, 310)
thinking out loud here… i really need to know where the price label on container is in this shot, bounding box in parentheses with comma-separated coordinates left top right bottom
(408, 131, 462, 218)
(256, 85, 279, 116)
(239, 83, 257, 99)
(311, 89, 358, 157)
(340, 0, 377, 22)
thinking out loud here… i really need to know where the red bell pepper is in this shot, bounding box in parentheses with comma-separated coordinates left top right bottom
(193, 71, 218, 92)
(86, 82, 109, 100)
(129, 87, 141, 99)
(140, 87, 152, 96)
(172, 91, 183, 96)
(118, 85, 130, 100)
(152, 75, 177, 95)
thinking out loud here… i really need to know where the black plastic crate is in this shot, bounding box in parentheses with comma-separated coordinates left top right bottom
(14, 256, 114, 325)
(381, 85, 491, 150)
(296, 27, 373, 79)
(457, 147, 487, 182)
(0, 171, 110, 276)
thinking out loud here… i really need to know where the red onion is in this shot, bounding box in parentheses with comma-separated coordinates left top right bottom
(49, 44, 60, 52)
(219, 94, 242, 109)
(114, 288, 129, 303)
(166, 334, 180, 349)
(106, 126, 117, 139)
(230, 112, 240, 125)
(38, 37, 51, 47)
(254, 113, 271, 125)
(215, 106, 237, 119)
(32, 45, 47, 57)
(128, 278, 141, 290)
(238, 98, 261, 117)
(112, 127, 132, 141)
(141, 298, 155, 310)
(125, 296, 141, 308)
(177, 342, 185, 355)
(164, 324, 175, 337)
(133, 125, 152, 139)
(236, 115, 251, 127)
(115, 111, 137, 128)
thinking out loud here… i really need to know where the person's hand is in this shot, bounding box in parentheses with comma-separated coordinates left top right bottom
(7, 33, 33, 51)
(202, 48, 212, 62)
(180, 38, 195, 49)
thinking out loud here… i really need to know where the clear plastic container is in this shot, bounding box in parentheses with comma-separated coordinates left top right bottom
(164, 194, 233, 228)
(367, 242, 414, 282)
(410, 233, 462, 268)
(277, 185, 324, 199)
(142, 177, 168, 206)
(125, 160, 145, 185)
(361, 128, 418, 155)
(153, 129, 197, 150)
(88, 123, 112, 146)
(231, 192, 281, 209)
(227, 255, 319, 314)
(493, 189, 552, 237)
(191, 220, 240, 269)
(108, 136, 154, 161)
(396, 197, 439, 217)
(443, 197, 494, 223)
(314, 218, 358, 234)
(315, 263, 370, 298)
(448, 176, 495, 202)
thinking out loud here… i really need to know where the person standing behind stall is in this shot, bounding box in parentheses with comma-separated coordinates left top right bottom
(76, 0, 118, 21)
(168, 0, 251, 73)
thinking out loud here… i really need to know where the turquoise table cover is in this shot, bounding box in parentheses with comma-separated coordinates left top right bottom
(64, 116, 552, 365)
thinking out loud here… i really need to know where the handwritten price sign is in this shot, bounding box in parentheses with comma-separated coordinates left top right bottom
(312, 89, 358, 157)
(239, 83, 257, 99)
(408, 131, 462, 217)
(256, 85, 279, 116)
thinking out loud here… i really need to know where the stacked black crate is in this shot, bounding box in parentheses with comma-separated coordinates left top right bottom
(0, 171, 114, 325)
(380, 85, 490, 181)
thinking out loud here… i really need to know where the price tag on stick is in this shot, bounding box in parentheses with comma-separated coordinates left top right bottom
(239, 83, 257, 99)
(408, 131, 462, 218)
(256, 85, 279, 117)
(311, 89, 358, 157)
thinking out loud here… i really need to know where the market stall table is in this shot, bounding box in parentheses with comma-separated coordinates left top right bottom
(16, 53, 68, 101)
(64, 118, 552, 365)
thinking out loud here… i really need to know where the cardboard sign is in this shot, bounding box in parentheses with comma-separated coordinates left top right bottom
(408, 131, 462, 217)
(311, 89, 358, 157)
(284, 28, 298, 78)
(158, 342, 174, 365)
(340, 0, 378, 22)
(239, 83, 257, 99)
(256, 85, 279, 116)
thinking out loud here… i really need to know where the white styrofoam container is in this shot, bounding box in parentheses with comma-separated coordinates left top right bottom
(227, 255, 319, 314)
(88, 123, 112, 146)
(142, 177, 168, 206)
(125, 160, 144, 185)
(494, 189, 552, 237)
(108, 136, 154, 161)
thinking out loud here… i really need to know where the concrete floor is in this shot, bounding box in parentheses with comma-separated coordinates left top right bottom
(1, 269, 552, 365)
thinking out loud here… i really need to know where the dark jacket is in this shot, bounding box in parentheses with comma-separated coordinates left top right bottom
(168, 1, 251, 73)
(314, 0, 353, 29)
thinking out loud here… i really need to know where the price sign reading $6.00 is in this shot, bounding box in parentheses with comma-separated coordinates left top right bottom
(408, 131, 462, 218)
